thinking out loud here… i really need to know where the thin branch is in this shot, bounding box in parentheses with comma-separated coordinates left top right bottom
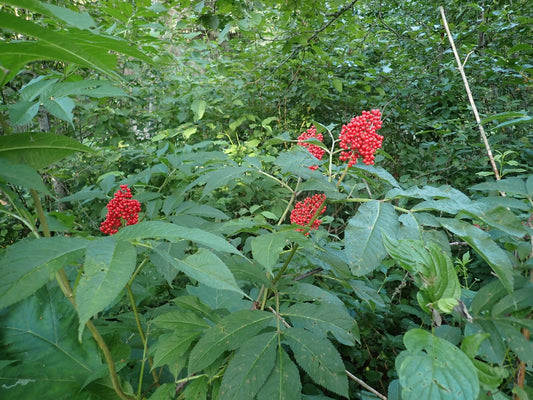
(345, 369, 388, 400)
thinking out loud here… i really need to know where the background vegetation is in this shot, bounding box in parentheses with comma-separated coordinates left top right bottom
(0, 1, 532, 399)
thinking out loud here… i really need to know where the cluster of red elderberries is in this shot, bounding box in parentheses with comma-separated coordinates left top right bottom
(100, 185, 141, 235)
(297, 126, 325, 170)
(338, 109, 384, 166)
(290, 194, 327, 234)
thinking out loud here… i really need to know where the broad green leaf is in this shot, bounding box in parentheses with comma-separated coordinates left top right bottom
(42, 96, 75, 125)
(472, 359, 508, 391)
(463, 206, 527, 237)
(398, 329, 479, 400)
(175, 201, 230, 220)
(345, 200, 398, 275)
(151, 331, 198, 369)
(219, 332, 278, 400)
(0, 236, 87, 309)
(251, 231, 293, 273)
(151, 310, 211, 332)
(352, 163, 400, 188)
(8, 100, 39, 125)
(0, 158, 50, 194)
(0, 285, 104, 399)
(182, 376, 208, 400)
(19, 75, 59, 101)
(274, 147, 324, 178)
(470, 177, 529, 197)
(187, 283, 251, 312)
(439, 218, 514, 293)
(185, 166, 250, 198)
(257, 348, 302, 400)
(148, 383, 177, 400)
(383, 236, 461, 313)
(283, 302, 357, 346)
(188, 310, 274, 373)
(153, 248, 244, 296)
(332, 78, 343, 93)
(494, 320, 533, 365)
(114, 221, 242, 255)
(75, 237, 137, 339)
(281, 281, 345, 308)
(191, 99, 207, 120)
(0, 132, 94, 170)
(386, 185, 469, 202)
(284, 328, 348, 398)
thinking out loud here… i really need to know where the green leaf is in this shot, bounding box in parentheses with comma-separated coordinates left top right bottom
(470, 177, 530, 197)
(148, 383, 177, 400)
(151, 331, 198, 370)
(439, 218, 514, 293)
(398, 329, 479, 400)
(75, 237, 137, 340)
(257, 348, 302, 400)
(114, 221, 242, 255)
(188, 310, 274, 373)
(283, 303, 357, 346)
(0, 158, 50, 194)
(332, 78, 343, 93)
(185, 165, 250, 198)
(153, 248, 244, 296)
(219, 332, 278, 400)
(251, 231, 294, 273)
(464, 206, 527, 237)
(0, 236, 87, 309)
(151, 310, 211, 332)
(0, 132, 94, 170)
(284, 328, 348, 398)
(345, 200, 399, 275)
(8, 100, 40, 125)
(191, 99, 207, 120)
(42, 96, 75, 125)
(0, 285, 104, 399)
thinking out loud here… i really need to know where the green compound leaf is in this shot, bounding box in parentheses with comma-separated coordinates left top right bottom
(75, 237, 137, 340)
(283, 302, 357, 346)
(284, 328, 348, 398)
(114, 221, 242, 256)
(257, 347, 302, 400)
(153, 248, 244, 296)
(188, 310, 274, 373)
(398, 329, 479, 400)
(345, 200, 399, 276)
(219, 332, 278, 400)
(439, 218, 514, 293)
(0, 236, 88, 309)
(0, 132, 94, 170)
(0, 285, 104, 399)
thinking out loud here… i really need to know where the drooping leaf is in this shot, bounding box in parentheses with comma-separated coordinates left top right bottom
(151, 331, 198, 370)
(0, 132, 94, 170)
(462, 205, 527, 237)
(219, 332, 278, 400)
(398, 329, 479, 400)
(75, 237, 137, 339)
(0, 285, 104, 399)
(0, 158, 50, 194)
(256, 348, 302, 400)
(284, 328, 348, 398)
(345, 200, 399, 275)
(42, 97, 75, 125)
(0, 236, 87, 309)
(283, 302, 357, 346)
(439, 218, 514, 293)
(153, 248, 244, 296)
(8, 100, 40, 125)
(114, 221, 242, 255)
(469, 177, 530, 197)
(188, 310, 274, 373)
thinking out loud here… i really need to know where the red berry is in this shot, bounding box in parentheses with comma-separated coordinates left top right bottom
(298, 126, 325, 170)
(290, 194, 326, 235)
(100, 185, 141, 235)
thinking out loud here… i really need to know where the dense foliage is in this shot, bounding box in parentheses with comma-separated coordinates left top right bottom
(0, 1, 532, 400)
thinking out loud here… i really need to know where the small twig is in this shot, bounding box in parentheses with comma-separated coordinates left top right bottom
(345, 369, 388, 400)
(268, 306, 292, 329)
(440, 7, 504, 194)
(293, 268, 323, 281)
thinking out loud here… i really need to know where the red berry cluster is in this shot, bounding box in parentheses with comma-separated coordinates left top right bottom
(100, 185, 141, 235)
(290, 194, 326, 234)
(297, 126, 325, 170)
(339, 109, 384, 166)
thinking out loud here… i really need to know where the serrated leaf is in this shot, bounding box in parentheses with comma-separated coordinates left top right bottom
(0, 158, 50, 194)
(0, 132, 94, 170)
(464, 205, 527, 237)
(0, 236, 87, 309)
(188, 310, 274, 373)
(494, 320, 533, 365)
(75, 237, 137, 340)
(42, 96, 75, 125)
(345, 200, 399, 275)
(251, 231, 293, 273)
(191, 99, 207, 120)
(8, 100, 40, 125)
(0, 285, 104, 399)
(151, 332, 198, 370)
(439, 218, 513, 293)
(185, 166, 249, 198)
(219, 332, 278, 400)
(284, 328, 348, 398)
(175, 201, 230, 220)
(153, 248, 244, 296)
(257, 348, 302, 400)
(182, 376, 208, 400)
(283, 303, 356, 346)
(470, 177, 529, 197)
(114, 221, 242, 255)
(398, 329, 479, 400)
(151, 310, 211, 332)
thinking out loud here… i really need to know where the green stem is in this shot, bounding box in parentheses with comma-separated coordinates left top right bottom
(336, 163, 351, 188)
(330, 197, 411, 213)
(256, 169, 295, 193)
(277, 177, 301, 225)
(30, 189, 51, 237)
